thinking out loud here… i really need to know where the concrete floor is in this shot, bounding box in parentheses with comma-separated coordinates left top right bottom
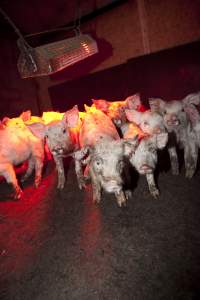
(0, 152, 200, 300)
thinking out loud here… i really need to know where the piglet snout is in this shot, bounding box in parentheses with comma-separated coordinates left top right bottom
(139, 164, 152, 174)
(52, 148, 64, 156)
(167, 115, 180, 126)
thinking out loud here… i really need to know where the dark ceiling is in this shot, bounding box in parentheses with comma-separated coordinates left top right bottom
(0, 0, 126, 36)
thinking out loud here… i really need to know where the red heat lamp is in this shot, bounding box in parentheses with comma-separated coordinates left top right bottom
(17, 33, 99, 78)
(0, 7, 99, 78)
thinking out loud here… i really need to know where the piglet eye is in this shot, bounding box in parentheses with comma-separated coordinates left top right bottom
(45, 135, 48, 139)
(144, 121, 149, 126)
(149, 146, 156, 153)
(63, 129, 66, 134)
(95, 158, 103, 168)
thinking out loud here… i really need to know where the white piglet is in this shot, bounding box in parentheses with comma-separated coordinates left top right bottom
(0, 120, 44, 199)
(149, 98, 198, 178)
(28, 105, 80, 189)
(122, 121, 168, 198)
(125, 109, 166, 135)
(183, 92, 200, 150)
(74, 106, 139, 207)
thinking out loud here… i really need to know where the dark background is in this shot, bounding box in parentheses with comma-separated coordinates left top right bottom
(50, 40, 200, 112)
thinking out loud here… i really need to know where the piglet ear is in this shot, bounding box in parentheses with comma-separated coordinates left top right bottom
(0, 120, 5, 129)
(149, 98, 165, 113)
(63, 105, 79, 128)
(155, 132, 168, 149)
(2, 117, 10, 125)
(84, 104, 91, 112)
(183, 92, 200, 106)
(184, 104, 200, 126)
(123, 135, 139, 157)
(125, 109, 142, 125)
(20, 110, 31, 122)
(91, 99, 109, 112)
(125, 93, 141, 109)
(26, 122, 46, 139)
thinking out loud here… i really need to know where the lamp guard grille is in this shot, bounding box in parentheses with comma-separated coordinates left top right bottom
(17, 34, 98, 78)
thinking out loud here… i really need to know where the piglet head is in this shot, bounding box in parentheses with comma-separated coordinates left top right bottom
(87, 136, 139, 193)
(91, 99, 110, 113)
(132, 132, 168, 175)
(27, 105, 80, 157)
(182, 92, 200, 107)
(20, 110, 32, 122)
(2, 116, 26, 129)
(149, 98, 185, 127)
(125, 109, 165, 135)
(125, 93, 142, 110)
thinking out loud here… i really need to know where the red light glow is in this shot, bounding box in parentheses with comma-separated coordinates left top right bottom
(79, 185, 102, 259)
(0, 164, 57, 277)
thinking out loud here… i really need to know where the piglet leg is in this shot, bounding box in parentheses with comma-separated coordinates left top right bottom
(74, 147, 90, 189)
(3, 163, 23, 199)
(34, 157, 44, 187)
(184, 143, 198, 178)
(115, 190, 127, 207)
(89, 166, 102, 203)
(54, 156, 65, 189)
(168, 147, 179, 175)
(21, 157, 35, 182)
(74, 159, 86, 189)
(146, 173, 159, 198)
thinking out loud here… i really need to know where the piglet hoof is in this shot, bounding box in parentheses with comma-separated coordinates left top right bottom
(78, 175, 91, 190)
(185, 168, 195, 179)
(78, 178, 87, 190)
(93, 195, 101, 204)
(171, 163, 179, 175)
(14, 187, 23, 200)
(78, 182, 86, 190)
(115, 192, 127, 207)
(78, 182, 84, 190)
(57, 181, 65, 189)
(172, 169, 179, 176)
(171, 158, 179, 175)
(57, 174, 65, 189)
(84, 175, 91, 184)
(125, 190, 132, 200)
(150, 188, 159, 199)
(117, 198, 127, 207)
(35, 177, 41, 188)
(121, 200, 127, 207)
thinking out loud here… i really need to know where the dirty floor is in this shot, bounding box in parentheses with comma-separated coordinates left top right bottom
(0, 152, 200, 300)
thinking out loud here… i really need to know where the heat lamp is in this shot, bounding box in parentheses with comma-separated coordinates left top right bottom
(17, 33, 99, 78)
(0, 7, 99, 78)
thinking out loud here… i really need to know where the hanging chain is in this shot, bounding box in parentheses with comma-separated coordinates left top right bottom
(73, 0, 82, 35)
(0, 6, 31, 48)
(0, 4, 82, 39)
(0, 7, 38, 72)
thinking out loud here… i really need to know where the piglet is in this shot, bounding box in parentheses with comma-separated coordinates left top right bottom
(0, 118, 44, 199)
(27, 105, 80, 189)
(149, 97, 198, 178)
(122, 121, 168, 198)
(74, 106, 139, 206)
(91, 93, 145, 128)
